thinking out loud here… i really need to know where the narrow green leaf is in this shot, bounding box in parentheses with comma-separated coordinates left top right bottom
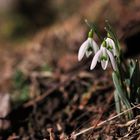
(130, 60, 140, 103)
(136, 87, 140, 103)
(112, 72, 133, 118)
(128, 59, 136, 79)
(114, 90, 121, 114)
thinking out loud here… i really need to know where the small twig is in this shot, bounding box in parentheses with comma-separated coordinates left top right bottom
(72, 104, 140, 138)
(72, 93, 113, 133)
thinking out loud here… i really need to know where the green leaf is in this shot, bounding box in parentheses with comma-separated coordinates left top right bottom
(128, 59, 136, 79)
(129, 60, 140, 103)
(114, 90, 121, 114)
(112, 72, 133, 118)
(136, 87, 140, 103)
(137, 87, 140, 95)
(131, 60, 140, 86)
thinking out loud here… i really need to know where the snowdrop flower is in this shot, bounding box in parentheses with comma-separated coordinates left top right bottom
(78, 29, 99, 61)
(90, 41, 117, 71)
(105, 37, 118, 57)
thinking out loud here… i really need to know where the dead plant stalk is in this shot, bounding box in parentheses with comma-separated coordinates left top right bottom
(72, 104, 140, 138)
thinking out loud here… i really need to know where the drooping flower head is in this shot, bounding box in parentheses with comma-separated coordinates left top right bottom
(90, 40, 117, 71)
(78, 29, 99, 61)
(105, 33, 119, 57)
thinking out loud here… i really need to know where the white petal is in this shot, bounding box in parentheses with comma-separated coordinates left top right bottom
(106, 38, 115, 47)
(88, 38, 99, 54)
(101, 59, 108, 70)
(99, 47, 109, 70)
(78, 40, 88, 61)
(92, 40, 99, 54)
(107, 50, 117, 71)
(106, 38, 117, 56)
(90, 50, 101, 70)
(102, 46, 107, 56)
(98, 46, 104, 62)
(87, 38, 92, 47)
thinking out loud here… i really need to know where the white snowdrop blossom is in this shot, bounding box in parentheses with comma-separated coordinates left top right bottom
(78, 30, 99, 61)
(90, 43, 117, 71)
(105, 37, 117, 56)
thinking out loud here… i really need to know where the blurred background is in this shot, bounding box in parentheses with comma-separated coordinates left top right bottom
(0, 0, 139, 42)
(0, 0, 140, 113)
(0, 0, 81, 41)
(0, 0, 140, 114)
(0, 0, 140, 138)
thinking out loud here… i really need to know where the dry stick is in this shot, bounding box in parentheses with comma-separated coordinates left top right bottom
(72, 104, 140, 138)
(72, 93, 114, 134)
